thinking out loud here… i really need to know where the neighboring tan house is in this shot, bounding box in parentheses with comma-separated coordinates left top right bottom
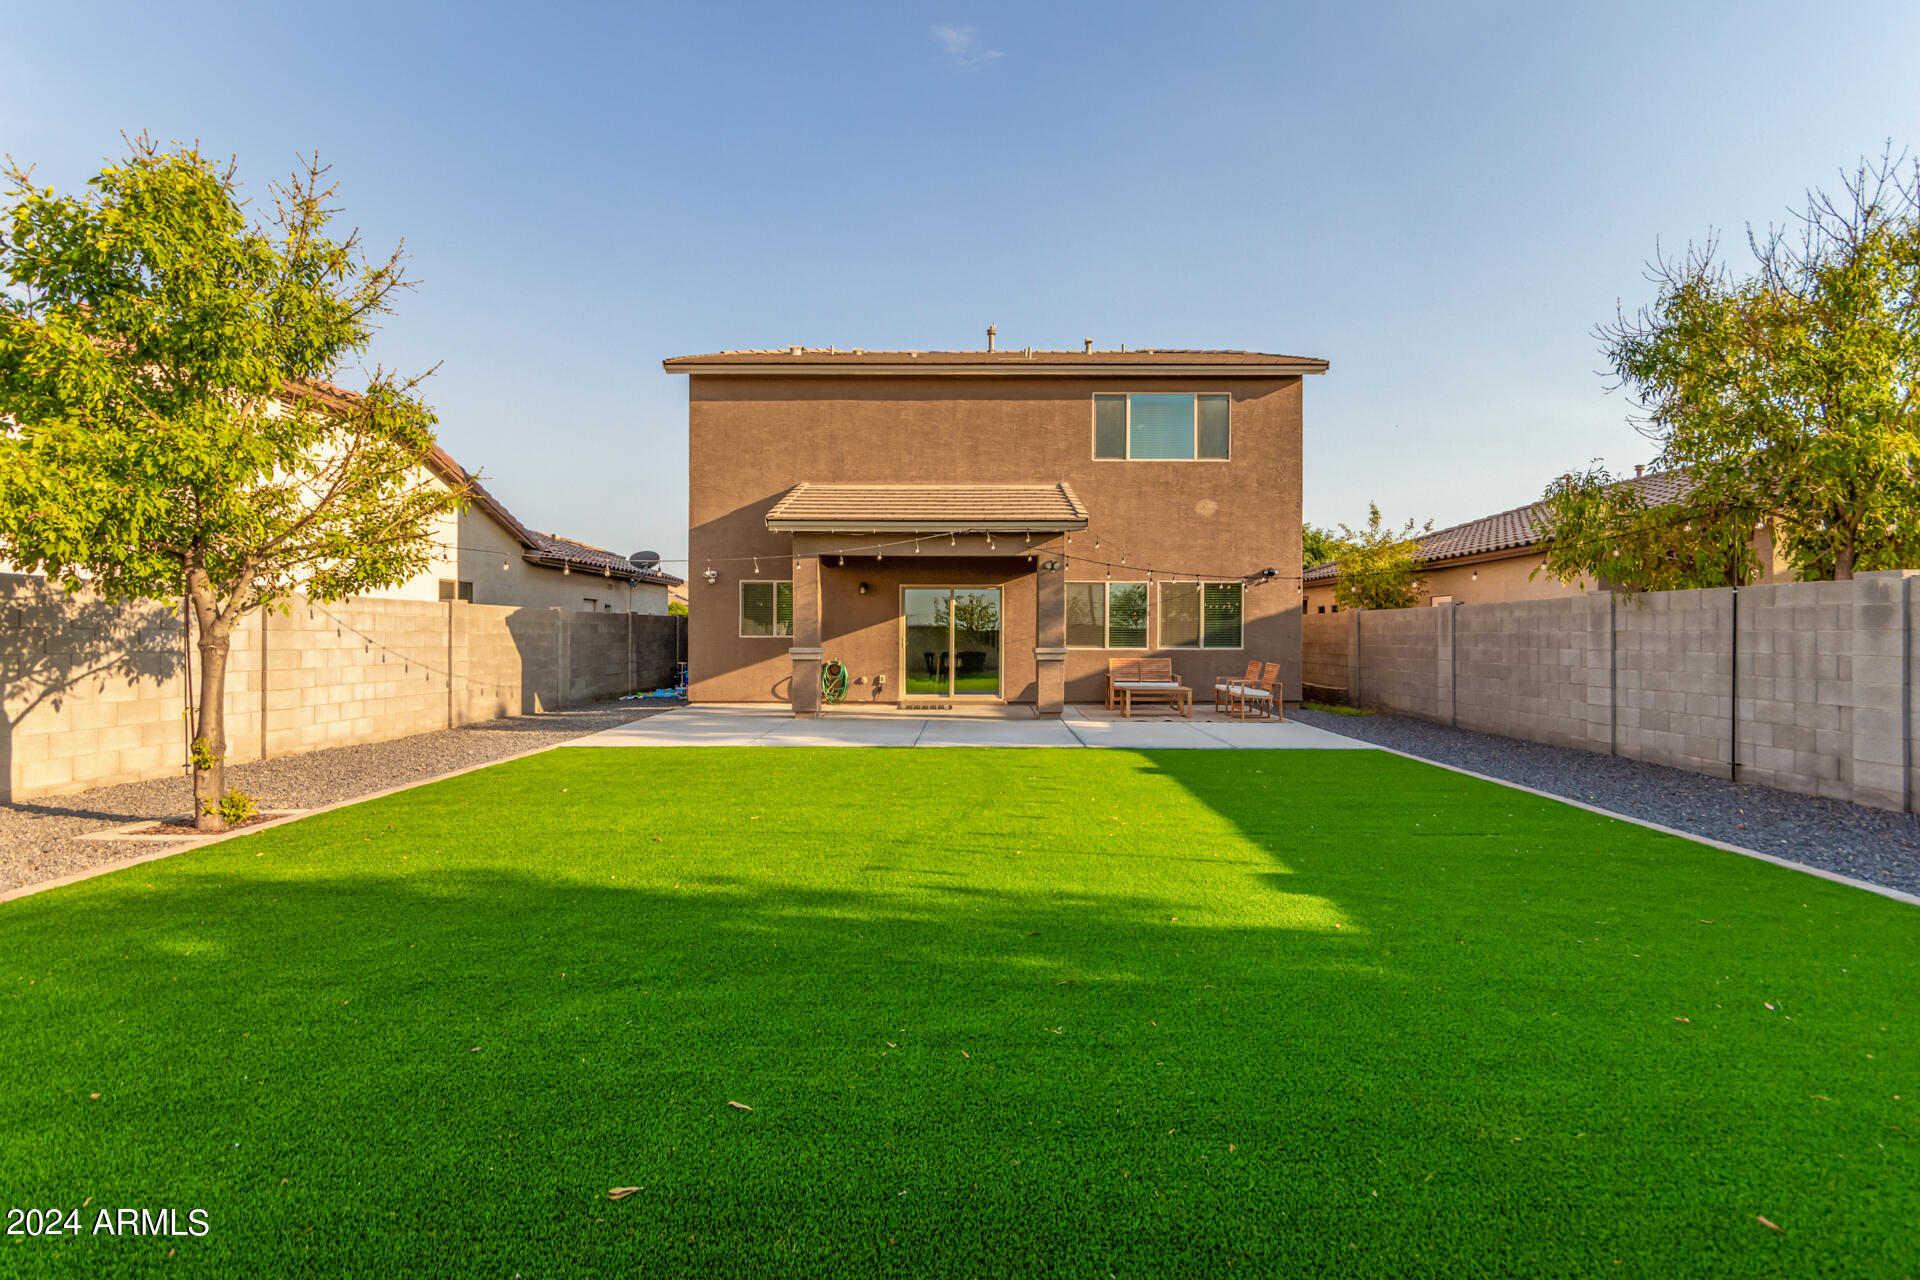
(669, 344, 1328, 715)
(1303, 467, 1788, 612)
(359, 447, 682, 613)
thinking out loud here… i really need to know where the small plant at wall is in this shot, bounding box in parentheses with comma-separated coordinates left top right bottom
(204, 787, 260, 826)
(1331, 503, 1433, 611)
(0, 136, 470, 832)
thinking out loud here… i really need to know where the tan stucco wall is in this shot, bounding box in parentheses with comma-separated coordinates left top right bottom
(359, 481, 670, 614)
(1304, 551, 1594, 615)
(685, 373, 1305, 704)
(1304, 525, 1794, 615)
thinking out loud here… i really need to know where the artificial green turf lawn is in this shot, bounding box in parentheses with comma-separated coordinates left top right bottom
(1, 749, 1916, 1278)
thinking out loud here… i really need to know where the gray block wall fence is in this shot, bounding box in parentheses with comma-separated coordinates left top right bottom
(1300, 570, 1920, 814)
(1, 574, 685, 804)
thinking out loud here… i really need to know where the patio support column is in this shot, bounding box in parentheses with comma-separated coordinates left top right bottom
(1034, 555, 1066, 717)
(790, 552, 823, 717)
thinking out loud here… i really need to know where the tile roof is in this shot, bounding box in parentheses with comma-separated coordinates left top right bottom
(1306, 470, 1695, 584)
(764, 482, 1090, 533)
(665, 348, 1328, 375)
(526, 533, 685, 586)
(271, 380, 687, 586)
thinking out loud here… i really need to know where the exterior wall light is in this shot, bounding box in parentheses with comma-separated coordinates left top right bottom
(703, 568, 719, 586)
(1041, 559, 1061, 572)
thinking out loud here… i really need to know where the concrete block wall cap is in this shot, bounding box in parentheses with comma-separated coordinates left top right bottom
(789, 646, 826, 660)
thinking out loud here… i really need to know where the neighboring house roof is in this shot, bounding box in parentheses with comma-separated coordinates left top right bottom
(1306, 470, 1695, 584)
(278, 380, 682, 587)
(427, 449, 683, 586)
(664, 347, 1329, 377)
(765, 482, 1091, 533)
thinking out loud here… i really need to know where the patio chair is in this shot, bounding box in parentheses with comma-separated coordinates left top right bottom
(1227, 662, 1283, 721)
(1106, 657, 1191, 718)
(1213, 660, 1262, 714)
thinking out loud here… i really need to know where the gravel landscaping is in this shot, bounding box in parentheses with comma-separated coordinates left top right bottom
(1295, 706, 1920, 898)
(0, 699, 673, 894)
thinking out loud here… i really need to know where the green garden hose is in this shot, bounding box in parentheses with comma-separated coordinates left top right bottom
(821, 659, 849, 705)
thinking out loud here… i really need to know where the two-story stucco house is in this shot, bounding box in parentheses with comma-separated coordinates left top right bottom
(668, 345, 1327, 716)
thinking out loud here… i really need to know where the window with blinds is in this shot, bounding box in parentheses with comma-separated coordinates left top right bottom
(739, 581, 793, 637)
(1066, 581, 1149, 649)
(1091, 394, 1230, 460)
(1157, 581, 1243, 648)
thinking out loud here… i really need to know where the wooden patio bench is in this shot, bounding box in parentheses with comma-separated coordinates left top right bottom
(1106, 657, 1191, 718)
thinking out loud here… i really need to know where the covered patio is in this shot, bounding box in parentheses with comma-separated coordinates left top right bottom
(765, 482, 1089, 717)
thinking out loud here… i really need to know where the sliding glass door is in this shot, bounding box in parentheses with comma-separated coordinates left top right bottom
(902, 587, 1001, 697)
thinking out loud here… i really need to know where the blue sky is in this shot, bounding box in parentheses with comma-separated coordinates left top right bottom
(4, 2, 1916, 564)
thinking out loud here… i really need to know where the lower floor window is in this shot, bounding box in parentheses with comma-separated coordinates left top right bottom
(1066, 581, 1148, 649)
(740, 580, 793, 636)
(438, 579, 474, 602)
(1158, 581, 1243, 648)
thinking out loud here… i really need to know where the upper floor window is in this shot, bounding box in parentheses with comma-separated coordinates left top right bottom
(1093, 393, 1230, 461)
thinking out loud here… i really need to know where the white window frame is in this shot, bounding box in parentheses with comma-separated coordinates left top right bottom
(1066, 580, 1150, 649)
(1156, 581, 1245, 651)
(1091, 393, 1231, 462)
(738, 580, 794, 638)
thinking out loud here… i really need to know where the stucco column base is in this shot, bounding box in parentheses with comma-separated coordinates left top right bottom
(1034, 646, 1067, 717)
(790, 646, 824, 717)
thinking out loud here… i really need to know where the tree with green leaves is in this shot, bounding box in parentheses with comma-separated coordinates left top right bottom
(1536, 465, 1760, 593)
(1332, 503, 1432, 610)
(0, 137, 467, 829)
(1559, 150, 1920, 585)
(1303, 522, 1343, 569)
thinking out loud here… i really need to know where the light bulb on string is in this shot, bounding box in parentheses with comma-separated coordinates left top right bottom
(753, 557, 760, 574)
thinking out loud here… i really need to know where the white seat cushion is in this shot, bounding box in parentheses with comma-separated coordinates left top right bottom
(1115, 681, 1182, 691)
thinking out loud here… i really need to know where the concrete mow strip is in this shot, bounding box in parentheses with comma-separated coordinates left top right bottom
(75, 811, 310, 844)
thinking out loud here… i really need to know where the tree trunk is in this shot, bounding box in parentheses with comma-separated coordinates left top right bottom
(1835, 544, 1856, 581)
(192, 631, 231, 832)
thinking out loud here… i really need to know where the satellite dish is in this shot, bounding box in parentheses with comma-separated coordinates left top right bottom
(628, 550, 661, 571)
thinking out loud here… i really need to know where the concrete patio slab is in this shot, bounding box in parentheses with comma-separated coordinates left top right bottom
(562, 705, 1380, 750)
(758, 718, 928, 747)
(561, 707, 789, 747)
(913, 718, 1083, 748)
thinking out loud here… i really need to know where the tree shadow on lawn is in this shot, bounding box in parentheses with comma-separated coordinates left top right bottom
(0, 748, 1914, 1277)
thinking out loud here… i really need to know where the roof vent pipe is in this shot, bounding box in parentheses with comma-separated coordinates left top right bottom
(1635, 464, 1645, 478)
(986, 323, 996, 352)
(1084, 338, 1093, 353)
